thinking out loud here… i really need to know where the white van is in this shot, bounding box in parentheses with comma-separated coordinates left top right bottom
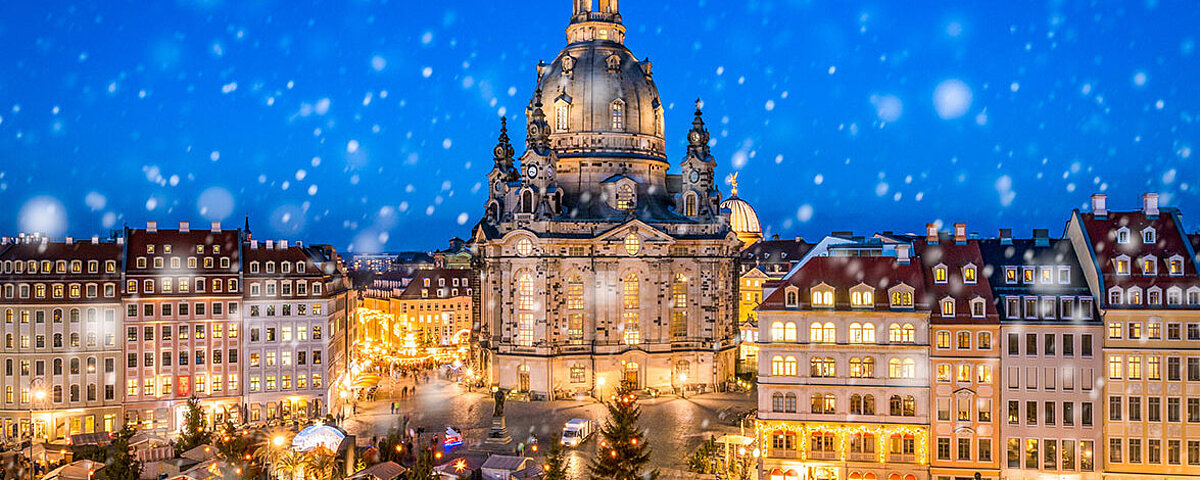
(560, 418, 593, 447)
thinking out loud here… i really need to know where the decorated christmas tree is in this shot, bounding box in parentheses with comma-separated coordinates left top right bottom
(588, 390, 659, 480)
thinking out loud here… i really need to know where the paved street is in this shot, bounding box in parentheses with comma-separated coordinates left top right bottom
(343, 376, 756, 478)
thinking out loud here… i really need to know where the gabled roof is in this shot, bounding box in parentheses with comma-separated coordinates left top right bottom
(481, 455, 530, 471)
(740, 238, 812, 264)
(759, 255, 928, 312)
(1077, 208, 1200, 295)
(913, 238, 999, 324)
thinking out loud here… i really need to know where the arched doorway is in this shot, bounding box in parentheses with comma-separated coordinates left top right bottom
(622, 362, 639, 390)
(518, 364, 530, 392)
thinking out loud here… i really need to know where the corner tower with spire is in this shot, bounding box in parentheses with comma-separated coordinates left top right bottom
(470, 1, 741, 400)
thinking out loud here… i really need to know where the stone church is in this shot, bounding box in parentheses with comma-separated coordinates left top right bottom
(470, 0, 741, 399)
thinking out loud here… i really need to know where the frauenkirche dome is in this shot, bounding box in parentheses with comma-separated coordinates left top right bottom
(533, 1, 666, 162)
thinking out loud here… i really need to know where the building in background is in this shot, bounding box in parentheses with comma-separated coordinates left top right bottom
(350, 254, 399, 273)
(471, 1, 740, 398)
(0, 234, 124, 442)
(757, 242, 931, 480)
(979, 229, 1102, 480)
(433, 238, 472, 270)
(737, 237, 812, 374)
(1067, 193, 1200, 480)
(122, 221, 244, 433)
(393, 269, 472, 349)
(242, 239, 343, 423)
(915, 223, 1002, 480)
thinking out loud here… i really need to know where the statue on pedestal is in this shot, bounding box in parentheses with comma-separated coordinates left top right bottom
(492, 387, 506, 417)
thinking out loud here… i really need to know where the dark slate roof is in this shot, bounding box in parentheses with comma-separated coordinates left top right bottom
(397, 268, 472, 299)
(977, 237, 1099, 322)
(740, 239, 812, 264)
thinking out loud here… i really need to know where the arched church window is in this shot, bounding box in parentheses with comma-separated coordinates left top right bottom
(684, 193, 697, 216)
(623, 233, 640, 256)
(521, 189, 535, 213)
(610, 99, 625, 130)
(622, 273, 640, 345)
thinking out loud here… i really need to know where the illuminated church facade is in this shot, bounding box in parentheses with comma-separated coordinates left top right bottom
(470, 0, 742, 398)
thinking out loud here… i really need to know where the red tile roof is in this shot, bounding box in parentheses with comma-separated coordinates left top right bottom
(759, 255, 928, 311)
(1077, 209, 1200, 294)
(397, 268, 472, 299)
(914, 238, 1000, 324)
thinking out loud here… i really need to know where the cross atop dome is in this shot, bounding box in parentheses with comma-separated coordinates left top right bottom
(568, 0, 626, 44)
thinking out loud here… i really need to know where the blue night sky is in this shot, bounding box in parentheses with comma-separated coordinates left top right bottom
(0, 1, 1196, 252)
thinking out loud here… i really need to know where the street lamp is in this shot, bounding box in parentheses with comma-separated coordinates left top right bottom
(678, 373, 688, 399)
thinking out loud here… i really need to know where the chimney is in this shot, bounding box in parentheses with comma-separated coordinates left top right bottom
(896, 244, 912, 265)
(999, 228, 1013, 245)
(250, 240, 259, 250)
(280, 240, 289, 248)
(65, 237, 74, 244)
(1033, 229, 1050, 247)
(296, 241, 303, 247)
(954, 223, 967, 244)
(91, 236, 99, 244)
(266, 240, 274, 250)
(116, 237, 124, 245)
(926, 223, 939, 244)
(212, 222, 222, 233)
(1142, 193, 1159, 217)
(147, 221, 158, 233)
(1091, 194, 1107, 218)
(40, 237, 48, 245)
(179, 221, 190, 233)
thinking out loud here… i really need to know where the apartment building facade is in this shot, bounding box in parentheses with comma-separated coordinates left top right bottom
(915, 224, 1002, 480)
(242, 239, 334, 423)
(0, 234, 124, 441)
(122, 221, 244, 433)
(758, 247, 931, 480)
(979, 230, 1102, 479)
(1067, 193, 1200, 479)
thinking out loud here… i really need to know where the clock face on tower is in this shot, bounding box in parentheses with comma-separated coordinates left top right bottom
(689, 170, 699, 183)
(527, 164, 539, 179)
(688, 131, 701, 144)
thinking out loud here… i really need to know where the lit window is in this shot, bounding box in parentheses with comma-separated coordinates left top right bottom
(1168, 257, 1184, 276)
(515, 237, 533, 257)
(616, 184, 635, 210)
(1141, 257, 1157, 276)
(1115, 258, 1130, 275)
(622, 273, 639, 345)
(964, 266, 977, 284)
(942, 298, 956, 317)
(555, 104, 569, 132)
(811, 289, 834, 307)
(1005, 267, 1018, 284)
(934, 265, 948, 284)
(851, 289, 874, 307)
(623, 233, 640, 256)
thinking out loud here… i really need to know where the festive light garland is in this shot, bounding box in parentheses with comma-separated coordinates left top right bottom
(756, 421, 928, 465)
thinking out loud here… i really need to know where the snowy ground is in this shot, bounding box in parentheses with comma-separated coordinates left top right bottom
(343, 376, 755, 477)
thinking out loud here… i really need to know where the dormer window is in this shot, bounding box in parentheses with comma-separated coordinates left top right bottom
(933, 264, 948, 284)
(940, 298, 955, 317)
(1040, 267, 1054, 284)
(1127, 287, 1143, 305)
(1167, 287, 1183, 306)
(1114, 255, 1131, 276)
(811, 286, 834, 308)
(889, 284, 915, 308)
(1116, 227, 1130, 244)
(1004, 267, 1017, 284)
(962, 265, 977, 284)
(1168, 256, 1185, 276)
(971, 297, 986, 318)
(1140, 255, 1157, 276)
(1142, 227, 1156, 245)
(850, 285, 874, 308)
(616, 184, 636, 210)
(1022, 267, 1035, 284)
(1109, 287, 1124, 306)
(1147, 287, 1162, 306)
(784, 287, 799, 308)
(1058, 266, 1071, 284)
